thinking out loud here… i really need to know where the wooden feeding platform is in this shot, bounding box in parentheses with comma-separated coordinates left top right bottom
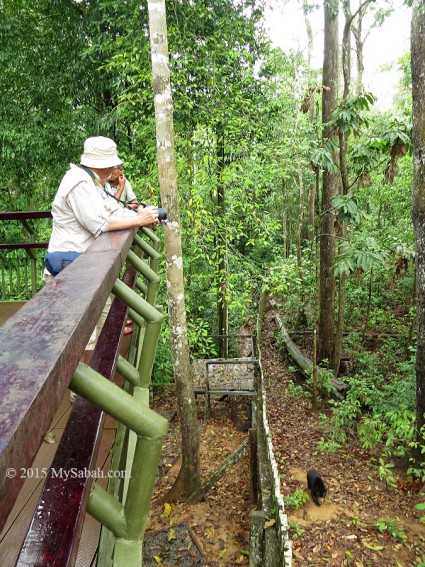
(193, 356, 258, 420)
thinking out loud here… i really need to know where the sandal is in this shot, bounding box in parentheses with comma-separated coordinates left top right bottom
(124, 326, 133, 336)
(126, 319, 133, 326)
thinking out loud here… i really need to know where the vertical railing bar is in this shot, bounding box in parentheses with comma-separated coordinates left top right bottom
(96, 229, 165, 566)
(1, 258, 5, 297)
(17, 258, 21, 297)
(138, 317, 162, 389)
(24, 258, 29, 297)
(9, 258, 12, 297)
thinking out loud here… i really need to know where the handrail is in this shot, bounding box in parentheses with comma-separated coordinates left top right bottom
(16, 262, 138, 565)
(2, 222, 168, 566)
(0, 243, 48, 249)
(0, 228, 134, 529)
(0, 211, 52, 220)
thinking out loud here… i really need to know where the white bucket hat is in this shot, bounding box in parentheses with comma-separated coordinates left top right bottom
(80, 136, 123, 168)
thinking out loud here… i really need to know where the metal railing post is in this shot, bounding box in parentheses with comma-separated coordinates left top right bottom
(95, 227, 165, 566)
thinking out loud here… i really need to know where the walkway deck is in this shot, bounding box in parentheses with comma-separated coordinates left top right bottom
(0, 301, 120, 566)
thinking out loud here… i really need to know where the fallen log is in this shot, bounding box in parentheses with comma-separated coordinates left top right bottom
(185, 437, 249, 504)
(274, 314, 347, 400)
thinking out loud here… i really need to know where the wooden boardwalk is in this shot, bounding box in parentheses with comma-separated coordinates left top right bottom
(0, 301, 119, 566)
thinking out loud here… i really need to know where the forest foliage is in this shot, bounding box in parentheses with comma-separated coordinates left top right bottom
(0, 0, 422, 481)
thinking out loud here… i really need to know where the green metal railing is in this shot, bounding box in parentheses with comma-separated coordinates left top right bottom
(7, 224, 168, 567)
(92, 227, 167, 567)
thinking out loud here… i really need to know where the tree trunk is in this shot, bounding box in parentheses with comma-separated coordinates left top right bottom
(147, 0, 201, 499)
(333, 270, 346, 376)
(282, 177, 288, 258)
(303, 0, 313, 68)
(216, 125, 228, 357)
(319, 0, 339, 366)
(411, 0, 425, 441)
(307, 183, 316, 242)
(296, 163, 304, 269)
(334, 1, 356, 376)
(351, 0, 376, 95)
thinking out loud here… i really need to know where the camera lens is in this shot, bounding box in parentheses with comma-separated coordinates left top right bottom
(157, 208, 167, 222)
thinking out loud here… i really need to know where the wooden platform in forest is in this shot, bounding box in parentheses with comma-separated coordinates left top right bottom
(192, 357, 257, 396)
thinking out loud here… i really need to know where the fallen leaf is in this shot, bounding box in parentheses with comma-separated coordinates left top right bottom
(264, 518, 276, 528)
(44, 432, 56, 444)
(362, 540, 384, 551)
(163, 502, 172, 517)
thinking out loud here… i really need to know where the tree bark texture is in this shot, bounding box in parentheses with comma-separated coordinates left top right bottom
(319, 0, 339, 366)
(147, 0, 201, 498)
(411, 0, 425, 439)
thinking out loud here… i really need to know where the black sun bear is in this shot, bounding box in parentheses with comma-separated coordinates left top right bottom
(307, 469, 327, 506)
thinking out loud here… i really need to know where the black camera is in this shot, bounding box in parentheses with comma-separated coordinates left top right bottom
(157, 208, 168, 222)
(145, 205, 168, 223)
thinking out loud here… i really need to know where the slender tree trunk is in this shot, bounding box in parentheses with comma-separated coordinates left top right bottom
(408, 266, 417, 345)
(352, 3, 364, 94)
(216, 125, 228, 357)
(351, 0, 375, 95)
(319, 0, 339, 366)
(312, 327, 318, 411)
(411, 0, 425, 442)
(303, 0, 313, 68)
(282, 178, 288, 258)
(296, 163, 304, 269)
(147, 0, 200, 499)
(334, 3, 351, 376)
(307, 183, 316, 241)
(361, 269, 373, 344)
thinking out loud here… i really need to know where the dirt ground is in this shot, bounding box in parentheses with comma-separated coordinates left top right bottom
(145, 304, 425, 566)
(146, 397, 253, 566)
(261, 306, 425, 567)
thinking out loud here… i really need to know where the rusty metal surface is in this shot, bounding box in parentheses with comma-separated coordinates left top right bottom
(0, 229, 134, 532)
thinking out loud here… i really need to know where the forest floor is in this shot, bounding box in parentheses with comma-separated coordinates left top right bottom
(144, 302, 425, 566)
